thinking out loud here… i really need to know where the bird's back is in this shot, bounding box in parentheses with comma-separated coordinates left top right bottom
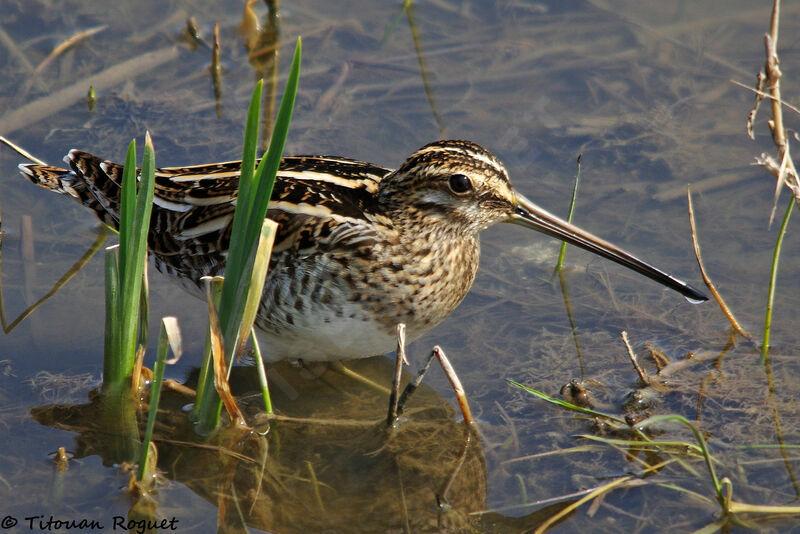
(19, 150, 393, 280)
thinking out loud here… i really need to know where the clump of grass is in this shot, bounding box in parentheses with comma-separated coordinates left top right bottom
(103, 133, 155, 395)
(193, 37, 302, 433)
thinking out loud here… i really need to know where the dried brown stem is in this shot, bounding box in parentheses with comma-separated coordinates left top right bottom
(621, 331, 649, 386)
(687, 186, 752, 341)
(205, 279, 246, 426)
(733, 79, 800, 118)
(645, 343, 670, 373)
(163, 379, 196, 396)
(737, 0, 800, 209)
(746, 71, 767, 139)
(766, 1, 784, 149)
(0, 136, 47, 165)
(752, 0, 800, 208)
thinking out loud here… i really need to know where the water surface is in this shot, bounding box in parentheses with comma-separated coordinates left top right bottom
(2, 1, 800, 532)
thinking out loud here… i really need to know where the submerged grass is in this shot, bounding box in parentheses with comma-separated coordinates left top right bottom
(507, 379, 626, 426)
(509, 380, 800, 529)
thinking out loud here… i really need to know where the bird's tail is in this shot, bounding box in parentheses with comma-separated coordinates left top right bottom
(18, 150, 124, 229)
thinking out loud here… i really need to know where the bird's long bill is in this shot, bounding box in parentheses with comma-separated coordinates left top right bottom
(509, 193, 708, 302)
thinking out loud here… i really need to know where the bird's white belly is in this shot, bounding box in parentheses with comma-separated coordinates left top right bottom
(257, 308, 399, 362)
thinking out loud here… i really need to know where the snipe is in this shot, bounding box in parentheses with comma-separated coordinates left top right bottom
(17, 139, 706, 361)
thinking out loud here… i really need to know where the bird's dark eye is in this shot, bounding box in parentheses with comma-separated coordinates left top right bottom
(448, 174, 473, 195)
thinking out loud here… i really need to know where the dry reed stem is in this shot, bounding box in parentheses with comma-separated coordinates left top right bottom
(205, 280, 246, 426)
(162, 379, 195, 396)
(0, 136, 47, 165)
(645, 343, 670, 373)
(621, 331, 649, 386)
(744, 0, 800, 212)
(733, 79, 800, 119)
(686, 187, 751, 340)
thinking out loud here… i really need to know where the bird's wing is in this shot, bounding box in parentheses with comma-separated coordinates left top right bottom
(19, 150, 393, 282)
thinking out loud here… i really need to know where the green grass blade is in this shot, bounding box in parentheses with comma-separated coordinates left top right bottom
(224, 79, 264, 298)
(555, 154, 581, 271)
(507, 379, 627, 425)
(251, 328, 272, 415)
(103, 246, 120, 385)
(236, 219, 278, 358)
(246, 38, 302, 252)
(136, 262, 150, 358)
(760, 197, 793, 364)
(633, 414, 724, 506)
(219, 39, 302, 362)
(577, 433, 704, 456)
(138, 316, 181, 481)
(117, 140, 137, 273)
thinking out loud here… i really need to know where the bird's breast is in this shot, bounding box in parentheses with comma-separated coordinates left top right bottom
(255, 232, 481, 361)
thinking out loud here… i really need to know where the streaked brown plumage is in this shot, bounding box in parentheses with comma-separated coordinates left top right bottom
(17, 139, 706, 361)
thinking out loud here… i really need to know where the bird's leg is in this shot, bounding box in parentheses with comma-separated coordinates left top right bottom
(429, 346, 474, 425)
(387, 323, 408, 427)
(395, 344, 474, 425)
(394, 345, 434, 421)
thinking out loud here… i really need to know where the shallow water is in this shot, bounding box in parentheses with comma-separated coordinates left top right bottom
(2, 0, 800, 532)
